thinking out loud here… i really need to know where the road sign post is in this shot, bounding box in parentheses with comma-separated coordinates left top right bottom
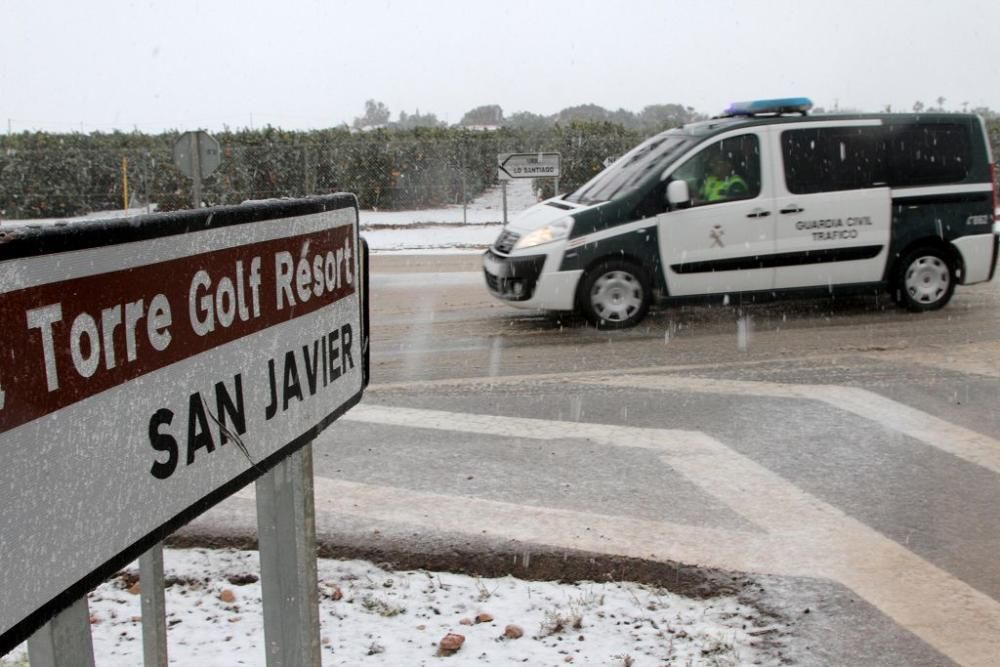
(139, 544, 167, 667)
(497, 152, 561, 224)
(27, 599, 94, 667)
(256, 447, 321, 666)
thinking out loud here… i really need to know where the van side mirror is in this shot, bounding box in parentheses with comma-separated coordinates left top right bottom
(666, 180, 691, 209)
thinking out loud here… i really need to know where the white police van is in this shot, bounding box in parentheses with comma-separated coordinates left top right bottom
(483, 98, 999, 328)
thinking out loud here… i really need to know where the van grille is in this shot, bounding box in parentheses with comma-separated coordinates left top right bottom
(493, 230, 520, 254)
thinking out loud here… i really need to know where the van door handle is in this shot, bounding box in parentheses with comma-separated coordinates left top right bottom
(780, 205, 804, 214)
(746, 209, 771, 218)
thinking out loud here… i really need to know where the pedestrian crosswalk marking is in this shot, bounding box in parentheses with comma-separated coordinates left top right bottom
(339, 402, 1000, 666)
(578, 374, 1000, 476)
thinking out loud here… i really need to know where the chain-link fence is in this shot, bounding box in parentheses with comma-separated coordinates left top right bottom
(0, 125, 645, 220)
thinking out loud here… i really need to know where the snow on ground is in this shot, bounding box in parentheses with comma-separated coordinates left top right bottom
(0, 548, 782, 667)
(361, 222, 502, 254)
(359, 179, 536, 253)
(360, 178, 540, 227)
(0, 180, 540, 255)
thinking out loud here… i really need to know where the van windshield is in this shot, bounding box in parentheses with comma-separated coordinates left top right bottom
(564, 131, 695, 205)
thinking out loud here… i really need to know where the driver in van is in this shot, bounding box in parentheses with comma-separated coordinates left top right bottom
(699, 154, 749, 202)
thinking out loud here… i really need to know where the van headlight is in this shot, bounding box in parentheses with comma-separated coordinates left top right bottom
(513, 217, 574, 250)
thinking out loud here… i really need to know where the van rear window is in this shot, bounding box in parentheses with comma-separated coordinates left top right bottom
(781, 122, 974, 194)
(781, 127, 887, 195)
(887, 122, 971, 186)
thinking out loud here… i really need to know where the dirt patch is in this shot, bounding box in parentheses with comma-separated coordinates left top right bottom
(166, 529, 757, 601)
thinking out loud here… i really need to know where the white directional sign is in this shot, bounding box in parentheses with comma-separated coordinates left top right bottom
(0, 195, 367, 653)
(498, 152, 561, 180)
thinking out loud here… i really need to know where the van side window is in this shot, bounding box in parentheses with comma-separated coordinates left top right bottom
(781, 127, 887, 195)
(887, 123, 971, 186)
(671, 134, 761, 206)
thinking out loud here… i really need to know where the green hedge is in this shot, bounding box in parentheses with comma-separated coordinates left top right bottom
(2, 119, 997, 220)
(0, 127, 540, 218)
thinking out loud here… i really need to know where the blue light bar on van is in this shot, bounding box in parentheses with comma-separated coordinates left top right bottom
(724, 97, 813, 117)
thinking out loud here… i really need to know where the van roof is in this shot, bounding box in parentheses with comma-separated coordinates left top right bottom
(681, 112, 982, 137)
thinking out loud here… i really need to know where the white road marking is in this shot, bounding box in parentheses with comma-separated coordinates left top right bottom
(340, 404, 1000, 666)
(578, 374, 1000, 476)
(235, 479, 771, 569)
(864, 341, 1000, 379)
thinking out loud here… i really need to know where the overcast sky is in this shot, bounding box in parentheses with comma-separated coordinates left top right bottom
(3, 0, 999, 133)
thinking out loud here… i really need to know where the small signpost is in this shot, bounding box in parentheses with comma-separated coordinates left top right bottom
(0, 195, 368, 664)
(497, 152, 561, 224)
(173, 130, 222, 208)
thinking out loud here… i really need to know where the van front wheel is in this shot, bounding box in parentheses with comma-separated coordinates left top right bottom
(578, 260, 651, 329)
(894, 247, 955, 312)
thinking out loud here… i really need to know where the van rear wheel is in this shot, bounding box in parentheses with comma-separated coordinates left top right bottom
(894, 247, 955, 312)
(578, 260, 651, 329)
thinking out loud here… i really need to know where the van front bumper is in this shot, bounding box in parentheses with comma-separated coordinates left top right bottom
(482, 249, 546, 301)
(482, 249, 582, 311)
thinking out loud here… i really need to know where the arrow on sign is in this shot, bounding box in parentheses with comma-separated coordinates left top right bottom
(498, 155, 517, 180)
(497, 152, 561, 180)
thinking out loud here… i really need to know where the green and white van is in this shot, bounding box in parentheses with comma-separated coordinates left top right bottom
(483, 98, 999, 328)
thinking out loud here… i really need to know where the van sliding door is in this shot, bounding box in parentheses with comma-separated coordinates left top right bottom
(772, 121, 891, 289)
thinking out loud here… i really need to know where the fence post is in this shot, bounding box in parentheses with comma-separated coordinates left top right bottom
(256, 445, 321, 666)
(461, 135, 468, 224)
(139, 542, 168, 666)
(122, 156, 129, 211)
(303, 145, 318, 196)
(27, 598, 95, 667)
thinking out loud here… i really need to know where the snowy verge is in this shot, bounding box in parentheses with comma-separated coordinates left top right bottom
(0, 548, 786, 666)
(362, 223, 499, 254)
(0, 181, 531, 255)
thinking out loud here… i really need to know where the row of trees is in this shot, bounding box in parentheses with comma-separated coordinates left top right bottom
(355, 98, 999, 132)
(352, 100, 449, 130)
(353, 99, 705, 133)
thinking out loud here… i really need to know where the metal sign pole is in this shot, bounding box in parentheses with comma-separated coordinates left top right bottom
(191, 132, 203, 209)
(502, 180, 508, 226)
(256, 445, 321, 667)
(27, 598, 95, 667)
(139, 543, 168, 667)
